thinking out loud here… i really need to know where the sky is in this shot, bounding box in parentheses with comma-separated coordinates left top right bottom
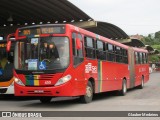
(69, 0, 160, 36)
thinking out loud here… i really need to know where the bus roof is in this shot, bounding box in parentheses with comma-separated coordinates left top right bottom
(68, 24, 137, 50)
(15, 24, 148, 53)
(68, 24, 148, 53)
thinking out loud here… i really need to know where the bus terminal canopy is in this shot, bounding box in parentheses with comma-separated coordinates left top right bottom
(0, 0, 129, 41)
(84, 21, 129, 40)
(145, 45, 154, 52)
(0, 0, 92, 26)
(123, 39, 145, 47)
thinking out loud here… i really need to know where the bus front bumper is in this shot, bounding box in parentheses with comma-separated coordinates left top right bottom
(14, 82, 79, 97)
(0, 84, 14, 94)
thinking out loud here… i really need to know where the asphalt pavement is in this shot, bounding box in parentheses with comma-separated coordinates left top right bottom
(0, 72, 160, 120)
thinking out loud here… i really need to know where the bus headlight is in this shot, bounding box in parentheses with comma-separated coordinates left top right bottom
(14, 77, 25, 86)
(55, 75, 72, 86)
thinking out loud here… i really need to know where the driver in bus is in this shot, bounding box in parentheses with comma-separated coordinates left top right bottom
(41, 42, 58, 60)
(48, 43, 59, 60)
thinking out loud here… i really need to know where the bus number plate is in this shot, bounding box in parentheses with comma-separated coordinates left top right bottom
(34, 90, 44, 93)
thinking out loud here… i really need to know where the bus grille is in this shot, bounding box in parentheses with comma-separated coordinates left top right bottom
(25, 74, 56, 86)
(0, 88, 7, 93)
(25, 74, 54, 80)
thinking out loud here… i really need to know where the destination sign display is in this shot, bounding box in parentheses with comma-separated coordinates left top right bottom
(18, 26, 65, 36)
(0, 43, 6, 48)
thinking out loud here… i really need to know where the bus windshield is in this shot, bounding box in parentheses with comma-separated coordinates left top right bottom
(0, 47, 7, 76)
(14, 37, 70, 71)
(0, 43, 14, 82)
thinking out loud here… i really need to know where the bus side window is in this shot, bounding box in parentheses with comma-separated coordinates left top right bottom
(115, 46, 123, 63)
(72, 33, 76, 56)
(135, 52, 138, 64)
(107, 44, 115, 62)
(143, 53, 146, 64)
(105, 43, 108, 60)
(139, 53, 143, 64)
(121, 49, 128, 64)
(96, 40, 106, 60)
(146, 53, 148, 63)
(142, 53, 144, 64)
(84, 36, 96, 59)
(72, 33, 84, 66)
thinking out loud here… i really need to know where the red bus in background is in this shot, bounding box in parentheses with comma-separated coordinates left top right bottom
(7, 24, 149, 103)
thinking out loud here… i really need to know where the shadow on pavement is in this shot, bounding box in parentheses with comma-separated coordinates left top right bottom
(0, 87, 142, 105)
(0, 94, 38, 101)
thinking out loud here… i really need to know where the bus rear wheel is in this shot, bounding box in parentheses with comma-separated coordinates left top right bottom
(119, 79, 127, 96)
(80, 81, 93, 103)
(40, 97, 52, 103)
(138, 76, 144, 89)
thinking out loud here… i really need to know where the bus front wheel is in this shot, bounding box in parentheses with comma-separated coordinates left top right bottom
(80, 81, 93, 103)
(39, 97, 52, 103)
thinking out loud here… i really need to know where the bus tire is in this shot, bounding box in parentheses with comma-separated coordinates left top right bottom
(138, 76, 144, 89)
(40, 97, 52, 103)
(80, 81, 93, 103)
(119, 79, 127, 96)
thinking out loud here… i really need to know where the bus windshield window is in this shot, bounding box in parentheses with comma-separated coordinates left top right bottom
(14, 37, 70, 70)
(0, 46, 14, 81)
(0, 49, 7, 75)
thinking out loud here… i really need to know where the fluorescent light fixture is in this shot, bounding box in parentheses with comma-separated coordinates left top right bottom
(0, 37, 3, 40)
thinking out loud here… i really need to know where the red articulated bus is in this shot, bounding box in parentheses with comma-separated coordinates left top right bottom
(7, 24, 149, 103)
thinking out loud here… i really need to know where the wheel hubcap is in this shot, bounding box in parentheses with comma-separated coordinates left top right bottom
(86, 86, 92, 97)
(142, 79, 144, 87)
(123, 82, 126, 93)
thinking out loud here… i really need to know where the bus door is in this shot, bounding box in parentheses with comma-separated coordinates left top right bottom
(128, 47, 135, 88)
(72, 33, 85, 93)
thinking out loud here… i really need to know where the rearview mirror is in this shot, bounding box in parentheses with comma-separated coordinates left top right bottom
(76, 38, 82, 50)
(6, 33, 15, 52)
(7, 41, 11, 52)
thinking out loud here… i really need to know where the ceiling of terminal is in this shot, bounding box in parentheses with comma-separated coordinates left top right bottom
(0, 0, 129, 41)
(0, 0, 92, 26)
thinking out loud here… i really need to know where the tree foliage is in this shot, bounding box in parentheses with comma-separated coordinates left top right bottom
(149, 55, 160, 62)
(142, 31, 160, 51)
(142, 31, 160, 62)
(155, 31, 160, 39)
